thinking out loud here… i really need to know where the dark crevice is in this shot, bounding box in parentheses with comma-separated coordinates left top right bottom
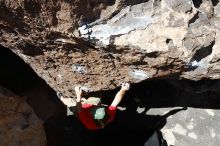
(191, 40, 215, 62)
(167, 78, 220, 93)
(106, 0, 116, 5)
(192, 0, 203, 8)
(188, 11, 199, 26)
(145, 51, 159, 58)
(126, 0, 150, 5)
(153, 0, 161, 7)
(166, 39, 172, 44)
(19, 43, 44, 56)
(24, 0, 41, 16)
(0, 4, 30, 34)
(211, 0, 219, 6)
(0, 44, 61, 119)
(106, 10, 121, 21)
(0, 45, 40, 92)
(21, 123, 30, 130)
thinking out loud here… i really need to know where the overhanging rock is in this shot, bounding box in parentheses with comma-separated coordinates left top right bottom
(1, 0, 220, 97)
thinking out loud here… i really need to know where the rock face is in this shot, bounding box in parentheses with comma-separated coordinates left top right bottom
(147, 107, 220, 146)
(1, 0, 220, 97)
(0, 86, 46, 146)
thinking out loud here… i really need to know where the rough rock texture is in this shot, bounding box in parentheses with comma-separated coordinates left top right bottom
(1, 0, 220, 97)
(147, 107, 220, 146)
(0, 86, 46, 146)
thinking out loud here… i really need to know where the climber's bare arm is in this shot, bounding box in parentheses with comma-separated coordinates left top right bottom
(75, 86, 83, 113)
(110, 83, 130, 107)
(57, 86, 83, 111)
(57, 92, 76, 107)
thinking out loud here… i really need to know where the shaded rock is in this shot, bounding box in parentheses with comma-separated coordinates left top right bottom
(0, 86, 46, 146)
(147, 107, 220, 146)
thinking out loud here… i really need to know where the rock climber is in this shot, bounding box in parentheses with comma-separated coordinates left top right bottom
(57, 82, 130, 130)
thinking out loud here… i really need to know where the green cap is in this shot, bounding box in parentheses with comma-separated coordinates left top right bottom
(91, 107, 106, 120)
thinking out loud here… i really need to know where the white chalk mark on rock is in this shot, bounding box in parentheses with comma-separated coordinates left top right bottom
(137, 106, 145, 114)
(186, 122, 194, 130)
(72, 64, 87, 74)
(162, 129, 176, 146)
(81, 86, 90, 92)
(173, 124, 187, 135)
(57, 74, 62, 79)
(210, 129, 216, 138)
(205, 109, 215, 116)
(191, 60, 199, 67)
(78, 2, 154, 46)
(129, 69, 149, 80)
(188, 132, 197, 139)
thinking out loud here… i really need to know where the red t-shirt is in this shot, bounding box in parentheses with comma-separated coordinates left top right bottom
(78, 103, 117, 130)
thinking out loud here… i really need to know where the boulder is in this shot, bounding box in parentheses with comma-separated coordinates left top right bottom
(0, 86, 46, 146)
(1, 0, 220, 97)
